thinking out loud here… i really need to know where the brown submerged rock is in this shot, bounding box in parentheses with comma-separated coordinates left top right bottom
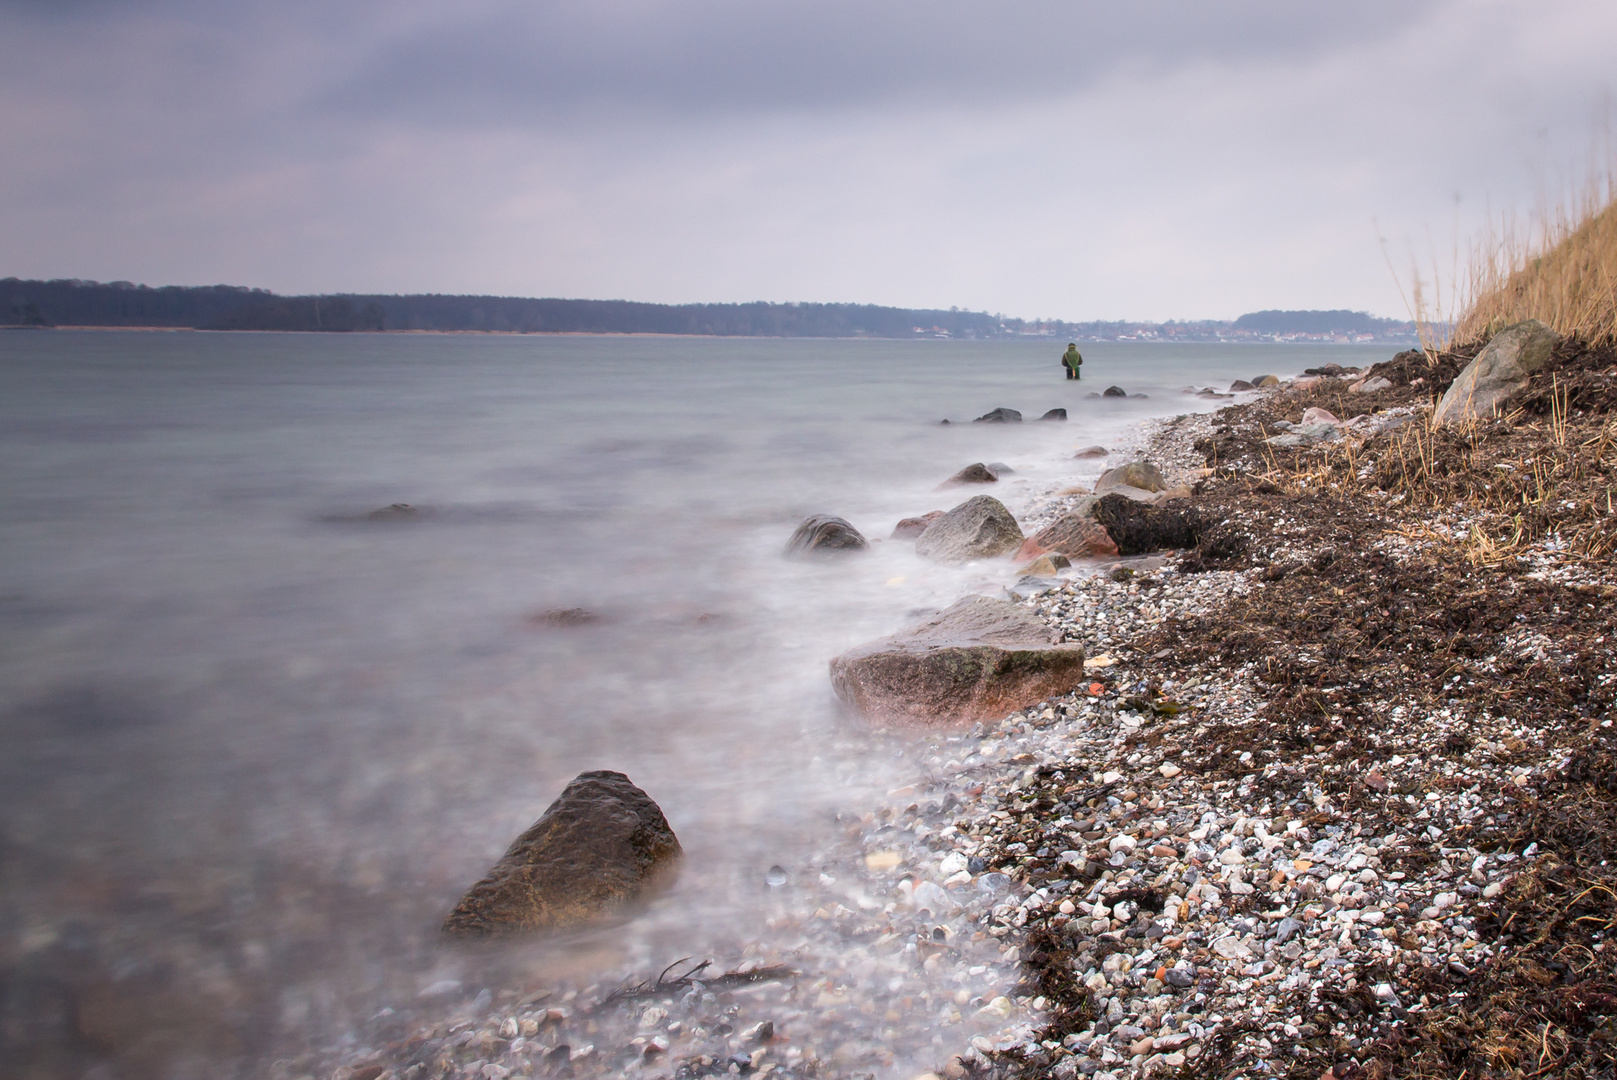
(939, 462, 998, 488)
(1015, 498, 1119, 560)
(891, 510, 944, 539)
(365, 503, 424, 520)
(531, 607, 601, 626)
(829, 595, 1085, 726)
(443, 770, 681, 936)
(1017, 553, 1072, 577)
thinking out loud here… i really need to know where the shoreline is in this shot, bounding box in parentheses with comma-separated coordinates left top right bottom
(280, 392, 1227, 1080)
(297, 393, 1239, 1080)
(316, 337, 1617, 1080)
(17, 326, 1414, 345)
(960, 339, 1617, 1079)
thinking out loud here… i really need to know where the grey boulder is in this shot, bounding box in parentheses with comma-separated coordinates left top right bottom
(829, 595, 1086, 726)
(1095, 460, 1167, 497)
(973, 407, 1023, 423)
(1094, 460, 1169, 502)
(1265, 420, 1343, 447)
(914, 495, 1025, 564)
(1434, 320, 1558, 425)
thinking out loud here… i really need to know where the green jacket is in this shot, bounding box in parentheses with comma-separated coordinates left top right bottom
(1063, 345, 1083, 370)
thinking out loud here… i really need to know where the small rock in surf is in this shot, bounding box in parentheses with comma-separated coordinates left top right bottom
(939, 462, 998, 488)
(530, 607, 600, 626)
(784, 514, 869, 557)
(366, 503, 422, 520)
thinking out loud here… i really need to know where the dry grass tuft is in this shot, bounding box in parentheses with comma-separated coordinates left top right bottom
(1454, 172, 1617, 346)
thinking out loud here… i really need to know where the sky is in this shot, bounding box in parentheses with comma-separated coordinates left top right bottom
(1, 0, 1614, 322)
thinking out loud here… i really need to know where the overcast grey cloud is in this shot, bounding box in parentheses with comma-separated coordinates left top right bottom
(325, 1, 1433, 120)
(1, 0, 1613, 319)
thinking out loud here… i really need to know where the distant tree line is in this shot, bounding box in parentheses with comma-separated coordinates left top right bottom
(0, 279, 1011, 337)
(1232, 309, 1404, 335)
(1, 278, 1417, 340)
(212, 296, 386, 332)
(5, 280, 277, 329)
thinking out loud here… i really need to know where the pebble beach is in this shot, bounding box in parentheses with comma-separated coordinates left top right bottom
(311, 340, 1617, 1080)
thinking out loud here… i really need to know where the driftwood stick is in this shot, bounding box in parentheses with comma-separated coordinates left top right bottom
(598, 959, 795, 1007)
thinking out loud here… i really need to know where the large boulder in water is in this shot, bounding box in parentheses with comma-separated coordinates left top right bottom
(443, 770, 681, 936)
(784, 514, 868, 557)
(829, 595, 1086, 726)
(914, 495, 1024, 564)
(1434, 320, 1558, 426)
(1039, 408, 1068, 421)
(1015, 498, 1118, 560)
(1102, 386, 1128, 398)
(939, 462, 998, 487)
(973, 407, 1023, 423)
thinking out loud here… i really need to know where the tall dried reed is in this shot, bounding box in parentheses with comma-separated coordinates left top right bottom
(1453, 165, 1617, 345)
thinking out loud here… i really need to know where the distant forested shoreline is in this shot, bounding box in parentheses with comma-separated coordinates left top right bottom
(1, 278, 1420, 342)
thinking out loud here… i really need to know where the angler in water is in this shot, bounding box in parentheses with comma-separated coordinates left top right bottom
(1062, 342, 1083, 380)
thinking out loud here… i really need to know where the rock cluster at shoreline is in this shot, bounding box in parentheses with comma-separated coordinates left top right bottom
(959, 336, 1617, 1079)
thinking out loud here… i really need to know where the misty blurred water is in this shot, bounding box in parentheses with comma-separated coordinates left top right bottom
(0, 331, 1388, 1075)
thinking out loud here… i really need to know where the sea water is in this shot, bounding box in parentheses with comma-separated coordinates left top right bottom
(0, 332, 1388, 1074)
